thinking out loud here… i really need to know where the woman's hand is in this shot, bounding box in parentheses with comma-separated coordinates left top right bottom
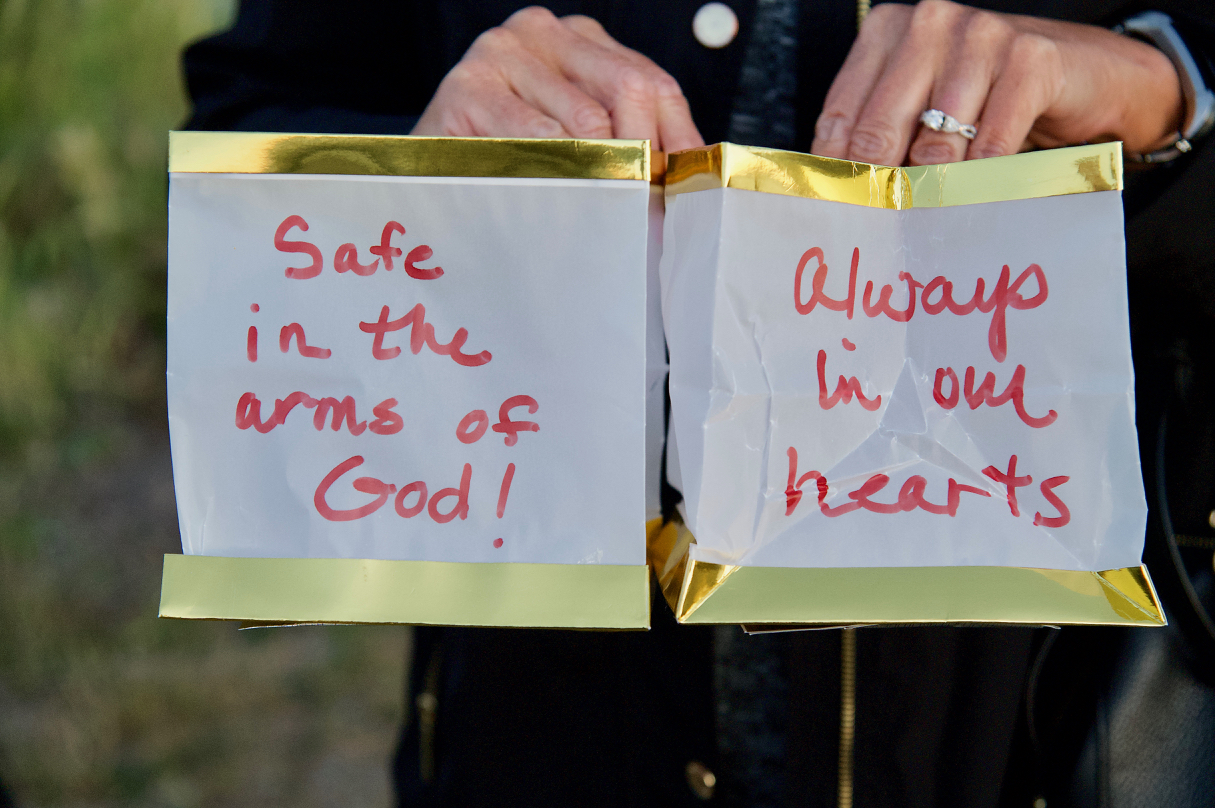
(811, 0, 1185, 165)
(411, 6, 704, 152)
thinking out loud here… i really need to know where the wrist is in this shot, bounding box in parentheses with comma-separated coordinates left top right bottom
(1116, 11, 1215, 164)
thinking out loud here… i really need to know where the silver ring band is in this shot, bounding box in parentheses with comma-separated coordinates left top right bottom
(920, 109, 977, 140)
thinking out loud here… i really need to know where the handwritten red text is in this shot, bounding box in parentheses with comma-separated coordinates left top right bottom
(274, 216, 443, 280)
(794, 246, 1048, 362)
(360, 304, 491, 367)
(785, 447, 1070, 526)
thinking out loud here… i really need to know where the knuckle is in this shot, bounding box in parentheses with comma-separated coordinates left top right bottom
(1009, 32, 1058, 66)
(866, 2, 896, 20)
(571, 103, 612, 135)
(505, 5, 557, 29)
(472, 26, 518, 54)
(650, 71, 684, 100)
(527, 114, 566, 138)
(815, 111, 852, 141)
(562, 13, 605, 35)
(437, 108, 466, 136)
(615, 66, 656, 103)
(848, 121, 901, 161)
(864, 2, 908, 30)
(449, 58, 489, 81)
(443, 62, 471, 85)
(965, 10, 1011, 43)
(911, 0, 961, 28)
(444, 62, 491, 95)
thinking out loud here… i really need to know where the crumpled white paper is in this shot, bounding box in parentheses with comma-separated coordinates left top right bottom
(661, 186, 1146, 572)
(168, 173, 649, 565)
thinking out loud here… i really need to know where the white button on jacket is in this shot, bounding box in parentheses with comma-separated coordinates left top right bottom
(692, 2, 738, 48)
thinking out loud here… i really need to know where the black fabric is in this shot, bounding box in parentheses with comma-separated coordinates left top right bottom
(1003, 622, 1215, 808)
(184, 0, 757, 145)
(729, 0, 799, 150)
(783, 630, 842, 807)
(1064, 623, 1215, 807)
(714, 626, 791, 807)
(852, 627, 1036, 807)
(394, 590, 718, 807)
(181, 2, 1215, 805)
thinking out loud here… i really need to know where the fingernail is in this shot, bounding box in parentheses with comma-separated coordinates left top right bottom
(816, 116, 845, 145)
(910, 143, 958, 166)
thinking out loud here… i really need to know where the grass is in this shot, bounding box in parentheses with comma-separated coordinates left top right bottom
(0, 2, 408, 805)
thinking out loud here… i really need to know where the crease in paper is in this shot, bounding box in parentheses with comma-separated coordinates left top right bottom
(662, 185, 1145, 572)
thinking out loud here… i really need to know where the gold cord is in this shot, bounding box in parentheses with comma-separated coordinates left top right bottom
(857, 0, 872, 32)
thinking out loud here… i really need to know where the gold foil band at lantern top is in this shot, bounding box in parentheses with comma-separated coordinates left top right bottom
(169, 131, 651, 182)
(647, 520, 1164, 627)
(159, 554, 651, 629)
(664, 142, 1122, 208)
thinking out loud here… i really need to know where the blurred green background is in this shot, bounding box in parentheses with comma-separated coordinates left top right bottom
(0, 1, 408, 805)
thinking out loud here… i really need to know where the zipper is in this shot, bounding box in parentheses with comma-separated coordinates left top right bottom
(838, 629, 857, 808)
(417, 648, 442, 783)
(838, 6, 867, 799)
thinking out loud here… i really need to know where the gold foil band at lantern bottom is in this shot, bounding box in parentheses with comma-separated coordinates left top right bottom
(158, 555, 651, 628)
(647, 521, 1165, 627)
(169, 131, 650, 181)
(664, 141, 1122, 208)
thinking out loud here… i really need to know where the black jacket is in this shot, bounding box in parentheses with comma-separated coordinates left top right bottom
(184, 2, 1215, 805)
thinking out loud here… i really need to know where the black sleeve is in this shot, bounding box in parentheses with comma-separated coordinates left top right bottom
(181, 0, 753, 142)
(1123, 7, 1215, 317)
(182, 0, 445, 134)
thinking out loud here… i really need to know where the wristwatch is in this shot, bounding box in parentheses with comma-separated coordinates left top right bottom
(1115, 11, 1215, 164)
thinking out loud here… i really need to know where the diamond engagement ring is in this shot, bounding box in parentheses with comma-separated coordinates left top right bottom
(919, 109, 977, 140)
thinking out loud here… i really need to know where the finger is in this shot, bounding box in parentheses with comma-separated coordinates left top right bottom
(463, 84, 574, 139)
(907, 10, 1009, 166)
(811, 3, 911, 159)
(560, 14, 626, 53)
(503, 8, 661, 144)
(847, 1, 961, 165)
(472, 26, 614, 138)
(966, 33, 1063, 159)
(428, 62, 573, 139)
(562, 14, 703, 151)
(589, 61, 661, 144)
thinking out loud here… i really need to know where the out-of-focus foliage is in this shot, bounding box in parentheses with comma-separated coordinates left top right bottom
(0, 0, 228, 462)
(0, 3, 407, 806)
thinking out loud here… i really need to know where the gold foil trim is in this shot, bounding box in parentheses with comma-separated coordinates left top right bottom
(682, 560, 738, 620)
(650, 150, 667, 185)
(665, 142, 1122, 207)
(676, 560, 1163, 626)
(169, 131, 649, 181)
(645, 517, 679, 580)
(645, 519, 1164, 626)
(158, 555, 650, 628)
(649, 516, 692, 614)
